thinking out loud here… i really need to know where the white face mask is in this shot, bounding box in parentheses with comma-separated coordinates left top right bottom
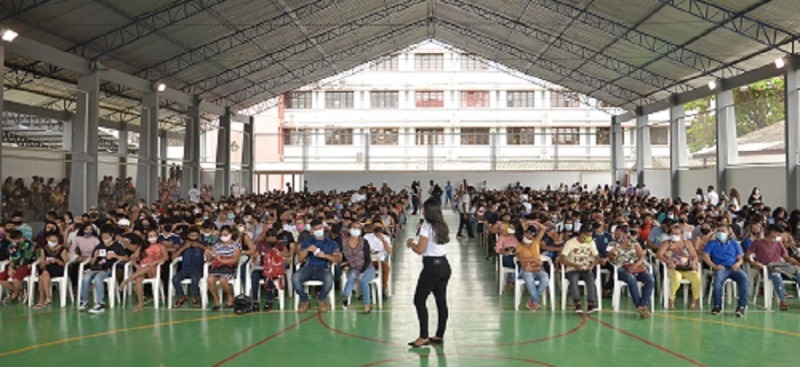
(349, 228, 362, 237)
(522, 237, 533, 245)
(507, 228, 516, 234)
(671, 235, 681, 242)
(220, 235, 232, 242)
(775, 236, 782, 242)
(313, 229, 325, 239)
(237, 225, 245, 232)
(147, 237, 158, 243)
(47, 241, 58, 248)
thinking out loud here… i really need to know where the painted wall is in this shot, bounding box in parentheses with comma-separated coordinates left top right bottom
(677, 168, 715, 202)
(2, 147, 67, 180)
(727, 165, 785, 208)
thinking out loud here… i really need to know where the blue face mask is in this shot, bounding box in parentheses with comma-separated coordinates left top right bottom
(717, 232, 728, 242)
(227, 213, 235, 220)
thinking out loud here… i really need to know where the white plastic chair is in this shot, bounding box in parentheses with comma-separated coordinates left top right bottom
(122, 262, 165, 309)
(293, 264, 336, 311)
(749, 261, 799, 310)
(0, 260, 7, 300)
(204, 255, 249, 308)
(167, 256, 208, 309)
(514, 256, 555, 311)
(76, 260, 128, 309)
(611, 263, 655, 312)
(340, 254, 384, 310)
(659, 261, 703, 309)
(244, 260, 285, 310)
(498, 254, 516, 295)
(560, 263, 602, 311)
(27, 258, 76, 307)
(706, 275, 738, 310)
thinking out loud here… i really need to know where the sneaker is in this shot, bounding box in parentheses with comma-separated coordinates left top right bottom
(735, 306, 746, 317)
(89, 303, 106, 314)
(318, 301, 329, 313)
(711, 305, 721, 315)
(263, 302, 273, 312)
(574, 302, 584, 314)
(779, 301, 789, 311)
(298, 302, 310, 313)
(342, 298, 349, 308)
(586, 303, 599, 314)
(78, 301, 88, 311)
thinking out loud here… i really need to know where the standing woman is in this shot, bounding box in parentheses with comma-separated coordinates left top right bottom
(406, 198, 451, 347)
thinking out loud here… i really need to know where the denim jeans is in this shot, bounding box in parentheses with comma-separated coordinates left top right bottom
(566, 270, 597, 304)
(519, 269, 549, 304)
(80, 270, 111, 304)
(769, 270, 800, 301)
(171, 267, 202, 297)
(617, 268, 654, 308)
(712, 267, 749, 308)
(292, 265, 333, 303)
(343, 266, 377, 305)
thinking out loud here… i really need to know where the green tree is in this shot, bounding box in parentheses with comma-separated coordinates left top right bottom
(685, 76, 784, 153)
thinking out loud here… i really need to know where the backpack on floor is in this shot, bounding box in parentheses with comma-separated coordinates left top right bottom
(233, 294, 252, 315)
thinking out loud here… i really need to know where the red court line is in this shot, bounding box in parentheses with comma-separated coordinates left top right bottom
(361, 353, 557, 367)
(315, 313, 401, 346)
(588, 316, 707, 367)
(211, 313, 317, 367)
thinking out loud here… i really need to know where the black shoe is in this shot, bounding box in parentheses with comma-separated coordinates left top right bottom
(429, 337, 444, 345)
(586, 303, 599, 314)
(263, 302, 273, 312)
(735, 306, 746, 317)
(342, 298, 349, 308)
(711, 305, 721, 315)
(408, 339, 430, 348)
(251, 305, 260, 313)
(212, 305, 221, 311)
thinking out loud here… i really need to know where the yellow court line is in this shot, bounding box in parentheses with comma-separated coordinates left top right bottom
(655, 313, 800, 338)
(0, 313, 238, 358)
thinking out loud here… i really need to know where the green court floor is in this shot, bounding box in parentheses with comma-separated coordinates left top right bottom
(2, 212, 799, 366)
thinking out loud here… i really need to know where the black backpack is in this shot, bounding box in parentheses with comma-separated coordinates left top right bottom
(233, 294, 252, 315)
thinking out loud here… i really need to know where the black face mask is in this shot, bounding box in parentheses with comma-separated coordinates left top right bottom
(700, 228, 711, 235)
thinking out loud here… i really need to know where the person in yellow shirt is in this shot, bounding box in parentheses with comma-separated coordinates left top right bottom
(516, 222, 549, 312)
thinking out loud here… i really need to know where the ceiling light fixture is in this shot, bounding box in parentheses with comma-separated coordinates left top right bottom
(775, 57, 786, 69)
(708, 80, 717, 90)
(1, 29, 18, 42)
(154, 82, 167, 92)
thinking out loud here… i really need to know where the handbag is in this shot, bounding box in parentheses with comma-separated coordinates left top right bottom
(623, 262, 646, 274)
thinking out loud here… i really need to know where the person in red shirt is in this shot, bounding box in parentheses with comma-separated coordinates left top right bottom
(746, 224, 800, 311)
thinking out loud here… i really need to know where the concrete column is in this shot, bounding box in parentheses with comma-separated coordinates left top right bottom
(214, 111, 231, 197)
(242, 116, 254, 194)
(69, 73, 100, 214)
(0, 45, 4, 208)
(182, 101, 201, 198)
(159, 130, 168, 180)
(635, 113, 651, 186)
(136, 93, 159, 204)
(715, 89, 737, 193)
(118, 124, 128, 180)
(670, 105, 686, 199)
(786, 59, 800, 209)
(610, 116, 624, 183)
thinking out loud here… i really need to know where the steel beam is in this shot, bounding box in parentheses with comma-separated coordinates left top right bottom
(656, 0, 796, 52)
(186, 0, 426, 98)
(528, 0, 741, 77)
(0, 0, 53, 22)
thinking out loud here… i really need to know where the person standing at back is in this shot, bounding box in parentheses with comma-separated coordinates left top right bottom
(407, 198, 451, 347)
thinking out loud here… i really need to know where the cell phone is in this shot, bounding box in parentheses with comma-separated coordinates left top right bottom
(98, 249, 107, 257)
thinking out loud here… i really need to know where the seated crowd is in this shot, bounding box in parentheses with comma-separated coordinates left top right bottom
(0, 184, 405, 314)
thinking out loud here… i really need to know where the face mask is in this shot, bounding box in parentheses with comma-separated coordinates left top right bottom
(684, 232, 692, 240)
(349, 228, 362, 237)
(507, 228, 516, 234)
(237, 225, 245, 232)
(203, 232, 211, 237)
(47, 241, 57, 248)
(284, 224, 294, 232)
(522, 237, 533, 245)
(775, 236, 782, 242)
(717, 232, 728, 242)
(700, 228, 711, 235)
(564, 224, 573, 231)
(147, 237, 158, 243)
(671, 235, 681, 242)
(220, 235, 232, 242)
(84, 232, 93, 237)
(295, 224, 305, 232)
(313, 229, 325, 239)
(305, 224, 312, 231)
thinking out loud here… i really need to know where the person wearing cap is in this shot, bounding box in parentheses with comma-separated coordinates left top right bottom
(559, 224, 601, 314)
(517, 222, 548, 312)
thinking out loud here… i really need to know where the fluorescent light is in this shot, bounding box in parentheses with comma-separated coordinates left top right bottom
(775, 57, 786, 69)
(708, 80, 717, 90)
(1, 29, 18, 42)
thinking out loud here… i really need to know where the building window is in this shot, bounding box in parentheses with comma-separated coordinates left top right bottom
(650, 127, 669, 145)
(460, 54, 488, 71)
(370, 91, 399, 109)
(552, 127, 580, 145)
(550, 91, 580, 108)
(415, 128, 444, 145)
(370, 55, 399, 71)
(415, 91, 444, 108)
(324, 91, 354, 109)
(507, 91, 536, 108)
(283, 128, 307, 145)
(285, 91, 312, 109)
(369, 128, 398, 145)
(507, 127, 536, 145)
(461, 128, 490, 145)
(324, 128, 353, 145)
(596, 127, 610, 145)
(414, 53, 444, 71)
(461, 91, 490, 108)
